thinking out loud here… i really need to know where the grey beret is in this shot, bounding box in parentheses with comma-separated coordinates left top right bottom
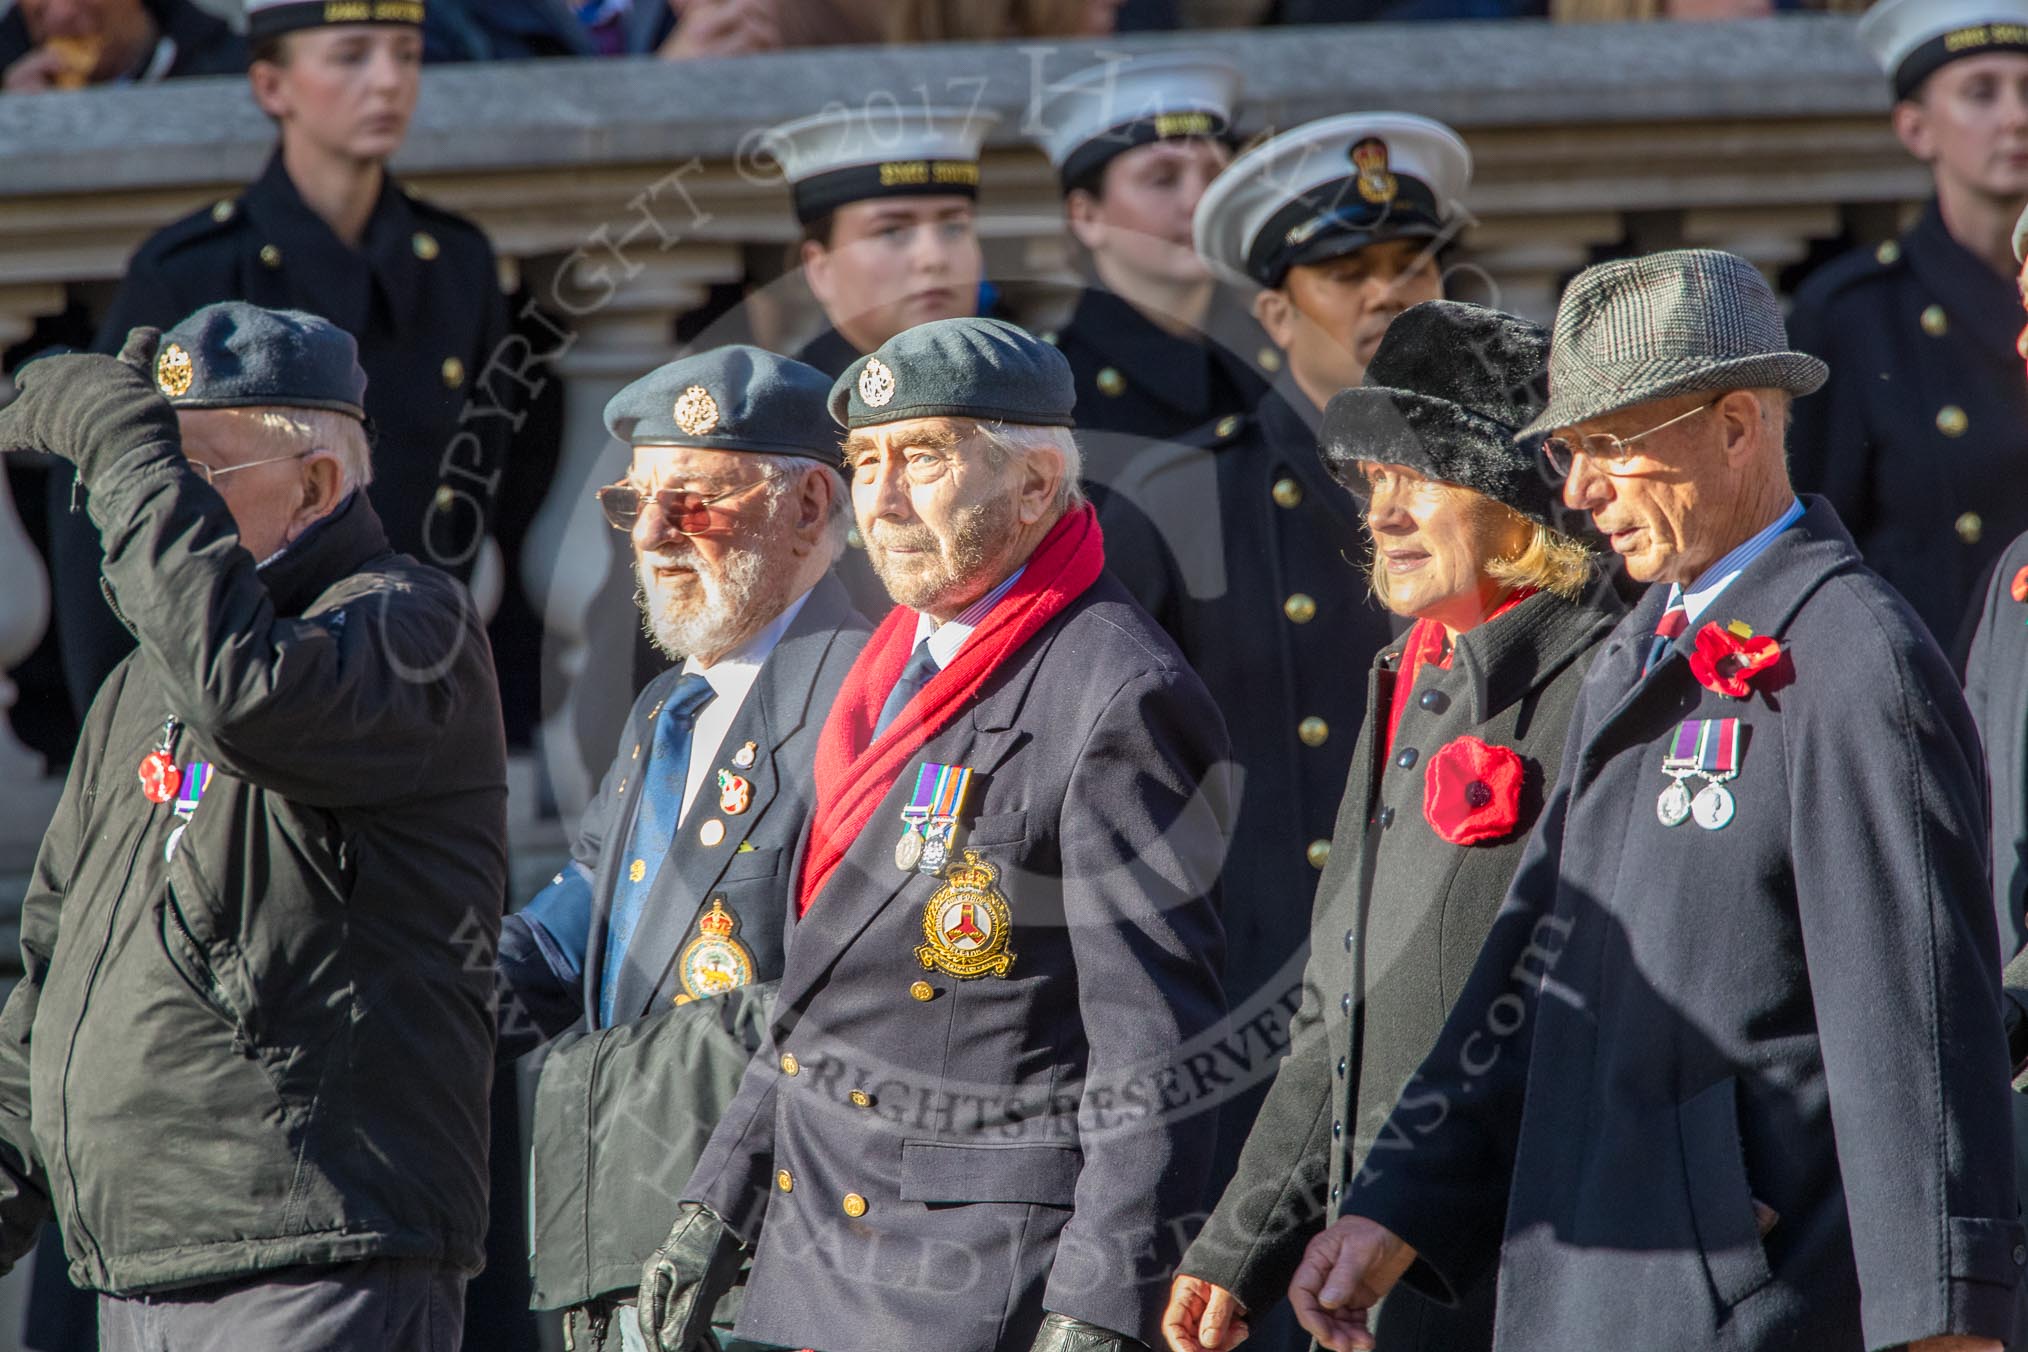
(154, 301, 367, 419)
(830, 317, 1075, 430)
(605, 345, 838, 462)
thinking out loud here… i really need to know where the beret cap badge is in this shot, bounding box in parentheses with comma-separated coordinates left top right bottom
(155, 343, 194, 398)
(672, 384, 721, 436)
(859, 357, 897, 408)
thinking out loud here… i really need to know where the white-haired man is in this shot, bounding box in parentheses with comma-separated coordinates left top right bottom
(0, 301, 506, 1350)
(494, 345, 871, 1350)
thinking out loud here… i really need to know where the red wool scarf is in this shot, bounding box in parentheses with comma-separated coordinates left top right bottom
(796, 505, 1106, 915)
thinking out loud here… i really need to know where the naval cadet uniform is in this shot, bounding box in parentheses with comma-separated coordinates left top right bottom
(1099, 114, 1474, 1242)
(492, 348, 871, 1347)
(663, 319, 1230, 1352)
(1788, 0, 2028, 656)
(1345, 250, 2022, 1352)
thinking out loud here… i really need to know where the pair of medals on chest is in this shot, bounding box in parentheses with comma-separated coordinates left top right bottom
(137, 717, 216, 862)
(893, 761, 1016, 980)
(1656, 716, 1742, 832)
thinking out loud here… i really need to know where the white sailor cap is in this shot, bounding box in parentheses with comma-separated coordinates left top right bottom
(245, 0, 424, 45)
(1031, 53, 1243, 195)
(1193, 112, 1472, 291)
(762, 106, 1001, 226)
(1859, 0, 2028, 98)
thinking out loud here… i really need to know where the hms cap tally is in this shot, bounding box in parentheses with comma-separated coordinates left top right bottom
(1193, 111, 1472, 290)
(1859, 0, 2028, 98)
(762, 105, 1001, 225)
(1031, 52, 1243, 194)
(243, 0, 425, 44)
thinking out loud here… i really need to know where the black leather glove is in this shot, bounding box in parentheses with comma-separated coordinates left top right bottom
(637, 1201, 743, 1352)
(0, 328, 177, 486)
(1028, 1311, 1147, 1351)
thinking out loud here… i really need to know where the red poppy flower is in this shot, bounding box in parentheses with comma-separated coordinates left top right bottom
(1422, 736, 1525, 846)
(1687, 622, 1783, 699)
(2011, 565, 2028, 605)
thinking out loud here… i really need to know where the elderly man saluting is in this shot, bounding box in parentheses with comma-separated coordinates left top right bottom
(635, 317, 1231, 1352)
(1289, 251, 2022, 1352)
(0, 302, 505, 1350)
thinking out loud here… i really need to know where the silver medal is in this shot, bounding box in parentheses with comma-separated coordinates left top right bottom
(1657, 778, 1692, 827)
(894, 828, 924, 873)
(1690, 780, 1735, 831)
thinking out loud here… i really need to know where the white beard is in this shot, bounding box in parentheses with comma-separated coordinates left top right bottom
(634, 535, 781, 663)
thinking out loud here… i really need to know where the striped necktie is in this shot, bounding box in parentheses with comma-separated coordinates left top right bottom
(873, 639, 941, 741)
(599, 673, 714, 1026)
(1645, 587, 1688, 676)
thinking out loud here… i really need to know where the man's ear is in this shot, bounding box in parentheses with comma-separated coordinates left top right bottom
(792, 465, 833, 552)
(801, 238, 835, 310)
(1014, 446, 1063, 527)
(294, 451, 346, 527)
(1253, 285, 1296, 355)
(1717, 391, 1763, 464)
(1892, 97, 1934, 164)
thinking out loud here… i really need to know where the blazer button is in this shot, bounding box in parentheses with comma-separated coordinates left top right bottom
(1306, 840, 1331, 870)
(842, 1193, 869, 1218)
(1343, 929, 1355, 953)
(780, 1053, 799, 1076)
(1419, 689, 1448, 712)
(259, 243, 283, 269)
(1395, 747, 1418, 769)
(1957, 512, 1984, 545)
(1298, 716, 1329, 747)
(1921, 304, 1949, 337)
(1937, 405, 1969, 438)
(1379, 807, 1396, 828)
(1336, 1057, 1347, 1079)
(1283, 593, 1318, 624)
(849, 1090, 873, 1109)
(1272, 477, 1303, 509)
(1332, 1120, 1343, 1140)
(1340, 993, 1352, 1015)
(776, 1170, 793, 1193)
(1330, 1184, 1341, 1203)
(910, 981, 936, 1002)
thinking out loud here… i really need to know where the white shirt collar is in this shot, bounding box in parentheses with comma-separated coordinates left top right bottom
(910, 565, 1026, 669)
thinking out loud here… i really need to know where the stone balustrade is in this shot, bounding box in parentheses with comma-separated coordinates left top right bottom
(0, 14, 1916, 844)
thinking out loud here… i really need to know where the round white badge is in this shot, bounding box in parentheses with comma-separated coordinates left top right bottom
(1690, 781, 1736, 831)
(858, 357, 896, 408)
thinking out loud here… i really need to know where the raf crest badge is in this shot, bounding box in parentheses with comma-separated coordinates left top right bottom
(673, 384, 720, 436)
(859, 357, 897, 408)
(915, 851, 1015, 980)
(1350, 137, 1399, 206)
(675, 899, 756, 1004)
(155, 343, 194, 398)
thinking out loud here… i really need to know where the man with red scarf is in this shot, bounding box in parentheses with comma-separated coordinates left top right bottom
(636, 316, 1232, 1352)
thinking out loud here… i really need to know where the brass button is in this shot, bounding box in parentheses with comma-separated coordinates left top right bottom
(1272, 477, 1303, 509)
(1937, 405, 1968, 437)
(441, 356, 465, 388)
(776, 1169, 794, 1193)
(780, 1053, 799, 1076)
(1876, 240, 1901, 265)
(1215, 415, 1241, 440)
(849, 1090, 872, 1108)
(841, 1193, 868, 1218)
(909, 981, 935, 1002)
(1298, 717, 1329, 747)
(1096, 366, 1126, 397)
(259, 244, 283, 269)
(434, 484, 456, 511)
(1957, 511, 1984, 545)
(1921, 304, 1948, 337)
(413, 231, 440, 261)
(1283, 593, 1317, 624)
(210, 199, 236, 223)
(1257, 346, 1282, 373)
(1306, 839, 1332, 870)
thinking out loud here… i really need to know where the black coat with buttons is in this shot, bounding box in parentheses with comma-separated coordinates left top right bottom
(1177, 579, 1621, 1348)
(680, 573, 1230, 1351)
(1053, 285, 1269, 448)
(1788, 199, 2028, 656)
(1094, 384, 1397, 1200)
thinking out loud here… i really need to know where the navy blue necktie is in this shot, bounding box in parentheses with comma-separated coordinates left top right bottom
(873, 639, 940, 741)
(1644, 586, 1688, 677)
(600, 673, 714, 1026)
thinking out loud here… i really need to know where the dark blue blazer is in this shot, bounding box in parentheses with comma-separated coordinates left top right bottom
(1348, 499, 2023, 1349)
(681, 572, 1231, 1350)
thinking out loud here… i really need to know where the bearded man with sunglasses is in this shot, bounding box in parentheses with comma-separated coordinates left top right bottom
(1285, 250, 2022, 1352)
(491, 345, 869, 1351)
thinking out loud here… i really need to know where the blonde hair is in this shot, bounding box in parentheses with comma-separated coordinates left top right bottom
(220, 405, 374, 490)
(1365, 488, 1592, 611)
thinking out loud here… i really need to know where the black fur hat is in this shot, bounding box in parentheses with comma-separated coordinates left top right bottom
(1317, 300, 1556, 525)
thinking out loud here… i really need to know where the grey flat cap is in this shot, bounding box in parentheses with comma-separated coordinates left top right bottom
(830, 317, 1074, 430)
(1523, 249, 1828, 437)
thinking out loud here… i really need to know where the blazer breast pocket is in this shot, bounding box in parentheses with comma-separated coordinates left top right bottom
(961, 810, 1029, 851)
(719, 847, 783, 883)
(899, 1139, 1079, 1208)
